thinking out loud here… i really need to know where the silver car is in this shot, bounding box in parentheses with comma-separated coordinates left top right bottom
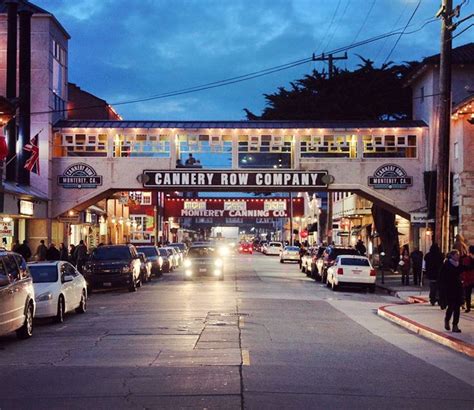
(0, 252, 35, 339)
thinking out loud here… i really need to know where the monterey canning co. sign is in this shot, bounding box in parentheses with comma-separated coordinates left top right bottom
(368, 164, 412, 189)
(142, 170, 328, 190)
(58, 163, 103, 189)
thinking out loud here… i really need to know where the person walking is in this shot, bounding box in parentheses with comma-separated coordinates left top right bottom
(69, 244, 76, 264)
(17, 240, 32, 261)
(35, 240, 48, 261)
(59, 243, 69, 261)
(399, 247, 411, 286)
(453, 234, 468, 256)
(439, 250, 464, 333)
(424, 243, 444, 306)
(461, 245, 474, 313)
(11, 239, 20, 253)
(355, 239, 367, 256)
(73, 240, 88, 273)
(410, 248, 423, 286)
(45, 243, 60, 261)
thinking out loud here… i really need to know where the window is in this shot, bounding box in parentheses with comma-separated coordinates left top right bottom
(300, 134, 354, 158)
(114, 134, 170, 158)
(130, 215, 154, 243)
(4, 256, 19, 281)
(363, 134, 417, 158)
(0, 259, 9, 286)
(129, 192, 152, 205)
(58, 133, 108, 157)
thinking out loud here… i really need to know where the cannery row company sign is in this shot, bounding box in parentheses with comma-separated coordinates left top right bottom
(164, 197, 304, 219)
(142, 170, 329, 190)
(58, 163, 103, 189)
(368, 164, 413, 190)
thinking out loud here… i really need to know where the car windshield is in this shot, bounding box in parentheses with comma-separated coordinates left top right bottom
(137, 247, 158, 258)
(269, 243, 281, 247)
(285, 246, 299, 251)
(187, 247, 216, 258)
(340, 258, 370, 266)
(29, 265, 58, 283)
(91, 247, 131, 260)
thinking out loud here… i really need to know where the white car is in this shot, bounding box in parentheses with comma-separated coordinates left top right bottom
(164, 247, 180, 269)
(28, 261, 88, 323)
(326, 255, 376, 292)
(280, 246, 300, 263)
(266, 242, 283, 256)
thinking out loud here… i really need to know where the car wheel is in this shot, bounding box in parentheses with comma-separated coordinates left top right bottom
(128, 275, 137, 292)
(16, 301, 34, 339)
(75, 290, 87, 314)
(280, 259, 284, 263)
(331, 280, 338, 291)
(55, 296, 65, 323)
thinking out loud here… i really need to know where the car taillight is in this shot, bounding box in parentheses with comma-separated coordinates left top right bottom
(337, 268, 344, 275)
(370, 269, 376, 276)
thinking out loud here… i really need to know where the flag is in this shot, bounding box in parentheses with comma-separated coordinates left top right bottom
(23, 131, 40, 175)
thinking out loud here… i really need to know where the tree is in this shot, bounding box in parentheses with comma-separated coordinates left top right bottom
(244, 57, 415, 259)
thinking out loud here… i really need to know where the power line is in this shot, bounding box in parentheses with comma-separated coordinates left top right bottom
(323, 0, 352, 52)
(350, 0, 377, 46)
(30, 18, 438, 117)
(383, 0, 422, 65)
(374, 2, 408, 61)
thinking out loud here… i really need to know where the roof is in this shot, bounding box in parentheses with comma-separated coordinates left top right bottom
(54, 119, 428, 130)
(405, 42, 474, 85)
(0, 0, 71, 39)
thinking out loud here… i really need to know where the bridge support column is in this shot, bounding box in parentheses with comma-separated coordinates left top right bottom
(459, 171, 474, 243)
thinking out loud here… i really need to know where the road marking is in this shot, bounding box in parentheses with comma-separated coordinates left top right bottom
(242, 349, 250, 366)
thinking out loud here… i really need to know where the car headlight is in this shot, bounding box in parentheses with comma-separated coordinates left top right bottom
(219, 246, 229, 256)
(214, 258, 223, 268)
(122, 265, 131, 273)
(36, 291, 53, 302)
(184, 259, 192, 268)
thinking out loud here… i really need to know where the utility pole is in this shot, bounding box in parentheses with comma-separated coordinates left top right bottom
(435, 0, 453, 253)
(312, 53, 347, 244)
(313, 52, 348, 78)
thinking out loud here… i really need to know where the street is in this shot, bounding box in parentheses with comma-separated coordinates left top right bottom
(1, 253, 473, 409)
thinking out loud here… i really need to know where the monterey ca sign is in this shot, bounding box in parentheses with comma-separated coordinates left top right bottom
(142, 170, 329, 190)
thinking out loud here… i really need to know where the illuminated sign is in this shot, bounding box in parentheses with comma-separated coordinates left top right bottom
(143, 170, 328, 190)
(58, 163, 103, 189)
(19, 200, 34, 216)
(368, 164, 412, 190)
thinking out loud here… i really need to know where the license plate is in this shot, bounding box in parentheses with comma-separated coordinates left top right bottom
(103, 282, 112, 286)
(351, 270, 361, 274)
(199, 268, 207, 273)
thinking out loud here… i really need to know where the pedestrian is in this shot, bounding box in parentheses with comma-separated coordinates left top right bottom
(399, 247, 411, 285)
(453, 234, 468, 256)
(355, 239, 366, 256)
(424, 243, 444, 306)
(439, 250, 464, 333)
(35, 239, 48, 261)
(59, 243, 69, 261)
(73, 240, 88, 273)
(11, 239, 20, 253)
(461, 245, 474, 313)
(69, 244, 76, 264)
(45, 243, 60, 261)
(185, 153, 196, 166)
(299, 245, 306, 270)
(17, 240, 32, 261)
(410, 248, 423, 285)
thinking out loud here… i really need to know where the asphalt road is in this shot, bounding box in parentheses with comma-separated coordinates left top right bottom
(0, 253, 473, 409)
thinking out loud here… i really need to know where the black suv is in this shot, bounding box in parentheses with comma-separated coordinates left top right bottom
(83, 245, 142, 292)
(321, 247, 361, 283)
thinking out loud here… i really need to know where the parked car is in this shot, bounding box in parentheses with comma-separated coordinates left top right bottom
(300, 247, 316, 273)
(83, 245, 142, 292)
(157, 248, 172, 273)
(0, 251, 35, 339)
(183, 245, 224, 281)
(167, 245, 184, 265)
(168, 242, 188, 257)
(280, 246, 300, 263)
(136, 246, 163, 276)
(265, 242, 283, 256)
(163, 247, 180, 269)
(307, 246, 326, 279)
(28, 261, 87, 323)
(137, 253, 152, 283)
(257, 241, 268, 253)
(239, 242, 253, 254)
(326, 255, 376, 292)
(320, 247, 361, 283)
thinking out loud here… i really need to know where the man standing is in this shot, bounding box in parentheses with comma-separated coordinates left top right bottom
(45, 243, 60, 261)
(73, 240, 88, 273)
(17, 240, 32, 261)
(355, 239, 366, 256)
(410, 248, 424, 286)
(424, 243, 444, 306)
(35, 240, 48, 261)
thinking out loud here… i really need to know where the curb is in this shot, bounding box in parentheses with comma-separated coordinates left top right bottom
(377, 304, 474, 358)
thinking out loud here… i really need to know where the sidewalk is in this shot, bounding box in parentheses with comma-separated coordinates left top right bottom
(376, 272, 474, 358)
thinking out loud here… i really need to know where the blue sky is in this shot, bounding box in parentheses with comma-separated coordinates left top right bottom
(36, 0, 473, 121)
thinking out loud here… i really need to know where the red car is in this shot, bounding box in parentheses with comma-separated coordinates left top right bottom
(239, 243, 253, 254)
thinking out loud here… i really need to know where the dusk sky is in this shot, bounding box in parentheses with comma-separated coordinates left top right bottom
(36, 0, 473, 121)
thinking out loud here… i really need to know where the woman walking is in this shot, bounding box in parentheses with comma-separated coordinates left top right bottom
(439, 250, 464, 333)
